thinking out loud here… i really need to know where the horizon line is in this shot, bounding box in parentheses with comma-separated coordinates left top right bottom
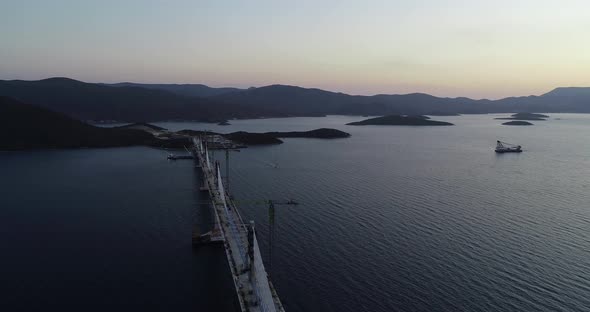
(1, 76, 585, 101)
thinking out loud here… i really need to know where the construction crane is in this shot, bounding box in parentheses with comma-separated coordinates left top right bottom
(194, 198, 300, 276)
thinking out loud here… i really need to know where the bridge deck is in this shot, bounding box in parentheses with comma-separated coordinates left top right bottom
(193, 137, 285, 312)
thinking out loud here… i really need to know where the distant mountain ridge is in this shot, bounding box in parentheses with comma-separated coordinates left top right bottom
(0, 78, 279, 122)
(104, 82, 244, 97)
(213, 84, 353, 116)
(213, 84, 486, 116)
(543, 87, 590, 97)
(1, 77, 590, 122)
(213, 84, 590, 115)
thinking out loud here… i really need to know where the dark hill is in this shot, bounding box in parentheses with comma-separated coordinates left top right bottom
(0, 96, 155, 150)
(4, 78, 590, 120)
(0, 96, 348, 149)
(0, 78, 278, 122)
(543, 87, 590, 97)
(347, 115, 454, 126)
(105, 82, 243, 97)
(215, 84, 590, 115)
(214, 85, 496, 116)
(214, 84, 352, 116)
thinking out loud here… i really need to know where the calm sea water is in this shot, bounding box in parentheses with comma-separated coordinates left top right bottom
(2, 114, 590, 311)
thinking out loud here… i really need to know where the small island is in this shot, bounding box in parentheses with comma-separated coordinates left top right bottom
(266, 128, 351, 139)
(226, 128, 351, 145)
(502, 121, 534, 126)
(346, 115, 454, 126)
(217, 120, 231, 126)
(495, 113, 549, 121)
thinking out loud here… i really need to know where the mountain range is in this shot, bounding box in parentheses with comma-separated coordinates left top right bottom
(104, 82, 244, 97)
(1, 77, 590, 122)
(0, 78, 272, 122)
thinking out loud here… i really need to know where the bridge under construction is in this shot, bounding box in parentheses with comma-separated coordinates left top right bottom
(191, 136, 285, 312)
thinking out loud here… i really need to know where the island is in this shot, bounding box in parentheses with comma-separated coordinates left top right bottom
(266, 128, 351, 139)
(225, 128, 351, 145)
(346, 115, 454, 126)
(217, 120, 231, 126)
(502, 121, 534, 126)
(495, 113, 549, 121)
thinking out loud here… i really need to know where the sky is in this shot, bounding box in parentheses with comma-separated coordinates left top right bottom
(1, 0, 589, 99)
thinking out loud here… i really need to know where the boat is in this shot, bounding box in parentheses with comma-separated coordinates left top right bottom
(495, 140, 522, 153)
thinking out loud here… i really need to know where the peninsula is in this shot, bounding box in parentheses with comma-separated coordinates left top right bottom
(0, 96, 350, 150)
(0, 96, 155, 150)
